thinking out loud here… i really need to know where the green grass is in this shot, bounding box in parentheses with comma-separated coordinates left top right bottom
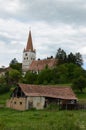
(0, 92, 10, 105)
(0, 108, 86, 130)
(0, 87, 86, 130)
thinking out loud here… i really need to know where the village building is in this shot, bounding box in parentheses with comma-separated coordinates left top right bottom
(29, 58, 56, 73)
(0, 67, 11, 77)
(22, 30, 57, 73)
(6, 83, 77, 111)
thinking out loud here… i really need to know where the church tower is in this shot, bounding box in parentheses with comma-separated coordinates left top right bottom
(22, 30, 36, 72)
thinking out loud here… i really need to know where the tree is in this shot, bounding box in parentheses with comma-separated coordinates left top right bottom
(37, 67, 53, 84)
(23, 71, 37, 84)
(10, 63, 22, 72)
(55, 48, 83, 67)
(0, 76, 10, 94)
(10, 58, 18, 65)
(75, 52, 83, 66)
(5, 69, 21, 86)
(55, 48, 67, 65)
(67, 53, 76, 64)
(72, 76, 86, 93)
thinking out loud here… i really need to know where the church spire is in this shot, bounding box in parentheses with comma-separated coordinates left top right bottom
(26, 30, 33, 51)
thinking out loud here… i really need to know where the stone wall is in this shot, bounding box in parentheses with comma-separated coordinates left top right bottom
(6, 96, 45, 110)
(6, 97, 26, 111)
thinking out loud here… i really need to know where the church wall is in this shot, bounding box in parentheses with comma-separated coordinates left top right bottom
(22, 51, 36, 71)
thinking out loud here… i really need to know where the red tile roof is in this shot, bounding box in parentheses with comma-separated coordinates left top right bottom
(18, 83, 77, 100)
(29, 58, 57, 71)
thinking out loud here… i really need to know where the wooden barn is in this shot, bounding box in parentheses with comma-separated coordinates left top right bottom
(6, 83, 77, 111)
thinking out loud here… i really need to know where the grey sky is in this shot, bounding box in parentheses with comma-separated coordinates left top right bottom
(0, 0, 86, 69)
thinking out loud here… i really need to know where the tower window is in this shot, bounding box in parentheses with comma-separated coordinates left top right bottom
(25, 53, 27, 56)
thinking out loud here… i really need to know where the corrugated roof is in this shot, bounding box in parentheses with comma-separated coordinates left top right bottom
(18, 83, 77, 100)
(29, 58, 57, 71)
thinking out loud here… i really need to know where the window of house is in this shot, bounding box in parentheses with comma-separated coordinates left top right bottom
(20, 102, 22, 105)
(14, 101, 16, 104)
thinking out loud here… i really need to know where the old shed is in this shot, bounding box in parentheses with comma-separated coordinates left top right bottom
(6, 83, 77, 110)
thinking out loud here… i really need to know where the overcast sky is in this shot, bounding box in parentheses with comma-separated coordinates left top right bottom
(0, 0, 86, 69)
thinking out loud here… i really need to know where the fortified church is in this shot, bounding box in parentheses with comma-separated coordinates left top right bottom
(22, 30, 56, 73)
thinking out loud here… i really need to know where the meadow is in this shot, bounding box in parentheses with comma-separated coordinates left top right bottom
(0, 108, 86, 130)
(0, 88, 86, 130)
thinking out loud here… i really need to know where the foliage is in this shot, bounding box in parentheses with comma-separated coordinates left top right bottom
(10, 62, 22, 72)
(9, 58, 22, 73)
(55, 48, 67, 64)
(23, 71, 37, 84)
(72, 76, 86, 93)
(20, 63, 86, 88)
(0, 84, 10, 94)
(9, 58, 18, 65)
(55, 48, 83, 66)
(5, 69, 21, 86)
(37, 67, 53, 84)
(0, 76, 10, 94)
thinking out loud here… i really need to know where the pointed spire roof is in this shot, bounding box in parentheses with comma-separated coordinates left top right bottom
(26, 30, 33, 51)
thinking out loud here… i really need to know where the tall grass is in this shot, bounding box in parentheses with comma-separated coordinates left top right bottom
(0, 108, 86, 130)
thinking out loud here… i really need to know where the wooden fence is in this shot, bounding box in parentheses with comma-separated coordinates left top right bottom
(61, 103, 86, 110)
(77, 103, 86, 110)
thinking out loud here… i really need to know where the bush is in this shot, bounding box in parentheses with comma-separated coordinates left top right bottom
(0, 84, 10, 94)
(72, 76, 86, 93)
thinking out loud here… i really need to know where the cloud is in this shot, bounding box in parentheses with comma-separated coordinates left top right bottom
(11, 0, 86, 25)
(0, 0, 86, 25)
(0, 0, 86, 69)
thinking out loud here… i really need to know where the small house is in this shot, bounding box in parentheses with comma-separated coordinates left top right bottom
(6, 83, 77, 110)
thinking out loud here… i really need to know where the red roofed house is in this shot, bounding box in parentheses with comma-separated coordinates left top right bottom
(6, 83, 77, 111)
(22, 30, 57, 73)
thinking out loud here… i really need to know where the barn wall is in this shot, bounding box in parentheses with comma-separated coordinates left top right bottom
(6, 97, 26, 111)
(26, 96, 45, 110)
(6, 96, 45, 110)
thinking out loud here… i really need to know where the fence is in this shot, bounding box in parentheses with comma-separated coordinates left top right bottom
(77, 103, 86, 110)
(61, 103, 86, 110)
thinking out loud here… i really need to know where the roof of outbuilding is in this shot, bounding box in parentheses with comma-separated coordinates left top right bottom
(29, 58, 57, 71)
(18, 83, 77, 100)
